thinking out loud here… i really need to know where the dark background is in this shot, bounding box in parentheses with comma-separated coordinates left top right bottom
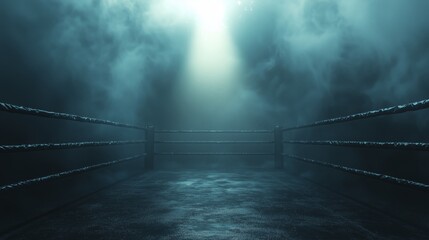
(1, 0, 429, 232)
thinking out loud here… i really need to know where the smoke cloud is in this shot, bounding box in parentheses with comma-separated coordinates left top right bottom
(1, 0, 429, 229)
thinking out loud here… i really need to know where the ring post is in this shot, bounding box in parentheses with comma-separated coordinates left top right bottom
(145, 126, 155, 170)
(274, 126, 284, 169)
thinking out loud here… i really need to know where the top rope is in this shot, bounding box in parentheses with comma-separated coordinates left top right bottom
(0, 102, 146, 130)
(283, 99, 429, 132)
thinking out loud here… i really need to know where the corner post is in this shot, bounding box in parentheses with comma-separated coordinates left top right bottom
(145, 125, 155, 170)
(274, 125, 284, 169)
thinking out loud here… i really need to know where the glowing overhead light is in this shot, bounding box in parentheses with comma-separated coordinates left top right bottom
(147, 0, 253, 29)
(177, 0, 243, 127)
(186, 0, 228, 31)
(184, 0, 239, 87)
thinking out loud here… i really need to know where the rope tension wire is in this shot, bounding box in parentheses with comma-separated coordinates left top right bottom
(156, 152, 273, 156)
(283, 99, 429, 131)
(0, 140, 146, 153)
(155, 130, 272, 133)
(156, 141, 274, 144)
(0, 154, 145, 192)
(0, 102, 146, 130)
(285, 154, 429, 192)
(284, 140, 429, 151)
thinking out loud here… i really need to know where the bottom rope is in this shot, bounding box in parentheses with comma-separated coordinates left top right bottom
(0, 154, 145, 192)
(284, 154, 429, 192)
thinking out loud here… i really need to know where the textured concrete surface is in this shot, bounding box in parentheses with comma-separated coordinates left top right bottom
(5, 171, 428, 240)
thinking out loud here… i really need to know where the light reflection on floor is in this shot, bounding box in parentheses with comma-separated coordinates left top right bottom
(8, 170, 427, 240)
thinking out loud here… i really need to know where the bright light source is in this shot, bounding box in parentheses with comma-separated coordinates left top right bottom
(184, 0, 240, 88)
(186, 27, 240, 87)
(186, 0, 228, 31)
(177, 0, 243, 127)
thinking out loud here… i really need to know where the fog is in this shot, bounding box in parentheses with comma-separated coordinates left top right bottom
(1, 0, 429, 232)
(2, 0, 429, 127)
